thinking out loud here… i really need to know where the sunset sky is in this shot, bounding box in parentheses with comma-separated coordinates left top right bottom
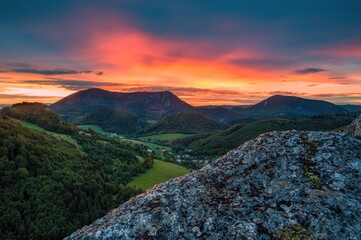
(0, 0, 361, 105)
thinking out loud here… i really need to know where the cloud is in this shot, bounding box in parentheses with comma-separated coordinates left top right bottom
(96, 71, 104, 75)
(328, 77, 347, 79)
(307, 84, 318, 87)
(292, 68, 327, 75)
(21, 79, 122, 90)
(9, 68, 93, 75)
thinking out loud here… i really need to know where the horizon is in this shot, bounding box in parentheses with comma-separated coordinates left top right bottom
(1, 1, 361, 105)
(1, 88, 361, 107)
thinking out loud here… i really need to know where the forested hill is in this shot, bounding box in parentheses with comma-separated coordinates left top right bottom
(74, 106, 148, 135)
(140, 112, 226, 134)
(1, 102, 77, 135)
(172, 115, 354, 157)
(0, 116, 152, 239)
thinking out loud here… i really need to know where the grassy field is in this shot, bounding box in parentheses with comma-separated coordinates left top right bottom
(78, 125, 111, 135)
(127, 159, 189, 190)
(139, 133, 193, 141)
(124, 139, 171, 152)
(16, 120, 82, 150)
(146, 120, 157, 125)
(78, 124, 170, 152)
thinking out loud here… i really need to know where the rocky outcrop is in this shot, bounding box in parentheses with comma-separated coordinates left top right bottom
(67, 128, 361, 239)
(346, 114, 361, 137)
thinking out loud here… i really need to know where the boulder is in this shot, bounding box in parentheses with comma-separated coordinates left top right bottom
(67, 130, 361, 239)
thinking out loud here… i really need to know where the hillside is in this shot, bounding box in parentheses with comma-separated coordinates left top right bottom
(195, 106, 241, 123)
(1, 102, 77, 135)
(50, 88, 194, 120)
(74, 106, 148, 135)
(0, 116, 152, 239)
(140, 112, 225, 134)
(67, 118, 361, 239)
(172, 115, 354, 157)
(234, 95, 348, 117)
(340, 104, 361, 114)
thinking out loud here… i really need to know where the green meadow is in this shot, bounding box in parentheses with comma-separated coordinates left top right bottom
(16, 120, 82, 151)
(139, 133, 193, 141)
(127, 159, 189, 190)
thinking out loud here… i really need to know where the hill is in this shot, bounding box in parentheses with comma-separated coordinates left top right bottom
(1, 102, 77, 134)
(67, 118, 361, 239)
(195, 106, 241, 123)
(233, 95, 348, 117)
(0, 116, 152, 239)
(140, 112, 225, 134)
(340, 104, 361, 114)
(73, 106, 148, 135)
(172, 115, 354, 157)
(50, 88, 194, 120)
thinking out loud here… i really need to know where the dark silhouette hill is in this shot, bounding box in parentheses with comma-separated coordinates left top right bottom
(50, 88, 194, 120)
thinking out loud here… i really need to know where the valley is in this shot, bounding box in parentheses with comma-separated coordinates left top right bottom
(0, 89, 360, 239)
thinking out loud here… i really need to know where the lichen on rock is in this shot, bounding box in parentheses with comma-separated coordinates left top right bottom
(67, 129, 361, 240)
(346, 114, 361, 138)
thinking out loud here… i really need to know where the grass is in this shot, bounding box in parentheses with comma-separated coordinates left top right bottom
(146, 120, 157, 125)
(139, 133, 194, 141)
(78, 125, 125, 138)
(16, 120, 82, 151)
(127, 159, 189, 190)
(78, 124, 171, 153)
(123, 139, 171, 152)
(78, 125, 110, 135)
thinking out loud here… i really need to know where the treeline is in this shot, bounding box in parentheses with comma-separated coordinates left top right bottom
(0, 116, 152, 239)
(1, 102, 77, 135)
(172, 115, 355, 157)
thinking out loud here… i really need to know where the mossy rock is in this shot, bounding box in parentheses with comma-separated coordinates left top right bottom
(273, 224, 311, 240)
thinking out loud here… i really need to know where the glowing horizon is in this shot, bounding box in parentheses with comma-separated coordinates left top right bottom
(1, 1, 360, 105)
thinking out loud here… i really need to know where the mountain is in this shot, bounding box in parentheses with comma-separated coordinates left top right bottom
(1, 102, 77, 134)
(0, 116, 152, 239)
(74, 106, 148, 135)
(233, 95, 348, 117)
(67, 117, 361, 239)
(140, 112, 225, 134)
(340, 104, 361, 114)
(50, 88, 194, 120)
(172, 115, 354, 157)
(195, 106, 241, 123)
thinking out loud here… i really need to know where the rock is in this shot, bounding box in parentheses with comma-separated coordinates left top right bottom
(67, 131, 361, 240)
(346, 114, 361, 137)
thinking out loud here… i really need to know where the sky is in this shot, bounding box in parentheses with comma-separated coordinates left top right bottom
(0, 0, 361, 106)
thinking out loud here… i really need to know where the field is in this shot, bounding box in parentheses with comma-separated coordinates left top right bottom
(139, 133, 193, 141)
(16, 120, 82, 151)
(146, 120, 157, 125)
(124, 139, 171, 152)
(78, 124, 112, 135)
(127, 160, 189, 190)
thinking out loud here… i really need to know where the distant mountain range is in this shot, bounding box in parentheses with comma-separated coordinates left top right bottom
(50, 89, 358, 127)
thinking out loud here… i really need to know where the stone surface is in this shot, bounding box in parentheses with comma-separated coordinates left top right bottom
(67, 130, 361, 239)
(346, 114, 361, 138)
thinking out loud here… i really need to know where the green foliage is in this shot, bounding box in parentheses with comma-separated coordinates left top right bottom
(138, 133, 193, 142)
(0, 117, 152, 239)
(127, 160, 189, 190)
(172, 115, 354, 157)
(273, 224, 311, 240)
(77, 124, 115, 136)
(1, 102, 77, 135)
(74, 106, 148, 135)
(140, 112, 225, 134)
